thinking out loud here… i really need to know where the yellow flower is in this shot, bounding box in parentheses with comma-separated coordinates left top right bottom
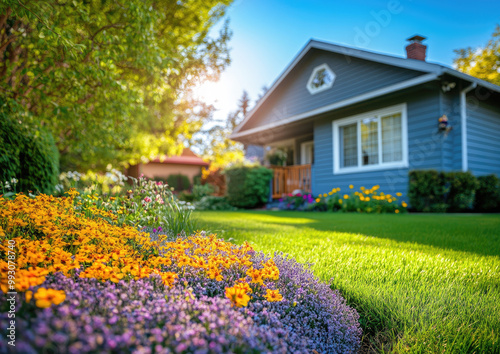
(365, 197, 370, 201)
(343, 194, 349, 199)
(360, 186, 365, 191)
(225, 286, 250, 307)
(396, 192, 402, 197)
(338, 199, 343, 204)
(264, 289, 283, 302)
(25, 291, 33, 303)
(349, 184, 353, 189)
(323, 193, 328, 198)
(315, 198, 320, 203)
(402, 202, 408, 208)
(395, 209, 400, 214)
(33, 288, 66, 308)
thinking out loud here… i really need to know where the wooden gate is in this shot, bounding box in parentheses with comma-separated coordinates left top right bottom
(271, 164, 311, 199)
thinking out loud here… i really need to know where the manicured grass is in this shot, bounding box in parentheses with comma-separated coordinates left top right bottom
(195, 211, 500, 353)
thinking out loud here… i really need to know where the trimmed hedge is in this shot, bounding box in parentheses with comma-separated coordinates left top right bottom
(0, 115, 59, 194)
(225, 166, 273, 208)
(475, 175, 500, 212)
(409, 170, 497, 212)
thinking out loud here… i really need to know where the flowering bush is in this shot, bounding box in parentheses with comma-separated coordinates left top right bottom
(0, 191, 361, 353)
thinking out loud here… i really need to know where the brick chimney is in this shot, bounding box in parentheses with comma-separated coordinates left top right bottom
(406, 35, 427, 61)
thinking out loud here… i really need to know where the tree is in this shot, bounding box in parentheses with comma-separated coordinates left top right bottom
(0, 0, 233, 171)
(454, 25, 500, 86)
(195, 90, 251, 168)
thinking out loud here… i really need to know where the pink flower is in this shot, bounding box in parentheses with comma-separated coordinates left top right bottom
(143, 197, 152, 203)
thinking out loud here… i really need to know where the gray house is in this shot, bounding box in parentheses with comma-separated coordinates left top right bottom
(230, 36, 500, 199)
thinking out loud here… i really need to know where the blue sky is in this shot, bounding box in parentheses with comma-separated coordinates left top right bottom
(193, 0, 500, 123)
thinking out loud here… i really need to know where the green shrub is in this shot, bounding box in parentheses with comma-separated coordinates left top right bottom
(195, 196, 236, 211)
(192, 184, 215, 201)
(0, 115, 59, 195)
(408, 170, 448, 212)
(225, 166, 273, 208)
(409, 170, 482, 212)
(446, 171, 479, 212)
(475, 175, 500, 212)
(165, 173, 191, 192)
(178, 191, 195, 203)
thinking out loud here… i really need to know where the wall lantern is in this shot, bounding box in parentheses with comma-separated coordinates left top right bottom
(438, 115, 451, 133)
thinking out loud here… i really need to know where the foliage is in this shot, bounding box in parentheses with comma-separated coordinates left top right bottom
(0, 114, 59, 195)
(194, 196, 236, 211)
(454, 25, 500, 85)
(201, 166, 226, 196)
(272, 185, 407, 214)
(409, 170, 482, 212)
(195, 91, 250, 169)
(408, 170, 447, 212)
(192, 183, 215, 200)
(0, 0, 233, 170)
(265, 147, 288, 166)
(197, 211, 500, 353)
(225, 165, 273, 208)
(0, 194, 361, 352)
(56, 166, 129, 196)
(475, 174, 500, 212)
(445, 171, 480, 212)
(165, 173, 191, 192)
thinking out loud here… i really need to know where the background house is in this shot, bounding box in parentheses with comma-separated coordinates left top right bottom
(231, 36, 500, 199)
(127, 148, 209, 184)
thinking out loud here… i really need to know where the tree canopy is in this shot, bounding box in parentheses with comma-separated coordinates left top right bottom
(194, 90, 250, 169)
(454, 25, 500, 86)
(0, 0, 233, 170)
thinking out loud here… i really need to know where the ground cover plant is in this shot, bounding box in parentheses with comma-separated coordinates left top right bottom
(0, 191, 361, 353)
(196, 211, 500, 353)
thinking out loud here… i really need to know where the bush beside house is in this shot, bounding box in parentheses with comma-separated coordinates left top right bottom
(409, 170, 498, 212)
(225, 166, 273, 208)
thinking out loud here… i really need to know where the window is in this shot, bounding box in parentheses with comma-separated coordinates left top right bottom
(333, 104, 408, 174)
(307, 64, 335, 94)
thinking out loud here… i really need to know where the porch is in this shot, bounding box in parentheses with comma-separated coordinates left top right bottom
(271, 164, 312, 199)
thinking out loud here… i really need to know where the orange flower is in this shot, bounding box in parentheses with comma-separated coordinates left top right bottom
(264, 289, 283, 302)
(33, 288, 66, 308)
(225, 286, 250, 307)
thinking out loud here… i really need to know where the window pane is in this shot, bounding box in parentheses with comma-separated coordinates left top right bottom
(339, 123, 357, 167)
(361, 117, 379, 165)
(381, 113, 402, 163)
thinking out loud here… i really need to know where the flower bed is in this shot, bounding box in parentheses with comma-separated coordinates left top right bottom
(0, 191, 361, 353)
(273, 185, 407, 214)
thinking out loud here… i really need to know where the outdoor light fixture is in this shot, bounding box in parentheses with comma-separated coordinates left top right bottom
(438, 114, 452, 133)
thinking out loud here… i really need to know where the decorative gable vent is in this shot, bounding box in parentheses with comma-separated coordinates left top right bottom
(307, 63, 335, 94)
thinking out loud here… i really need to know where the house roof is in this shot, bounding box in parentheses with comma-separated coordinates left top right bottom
(150, 148, 209, 167)
(231, 39, 500, 140)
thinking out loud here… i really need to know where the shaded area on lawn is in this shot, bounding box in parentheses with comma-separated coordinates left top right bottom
(195, 211, 500, 353)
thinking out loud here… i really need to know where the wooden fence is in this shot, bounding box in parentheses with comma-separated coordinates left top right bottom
(271, 164, 311, 199)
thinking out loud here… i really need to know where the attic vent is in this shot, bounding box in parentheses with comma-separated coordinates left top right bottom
(307, 64, 336, 94)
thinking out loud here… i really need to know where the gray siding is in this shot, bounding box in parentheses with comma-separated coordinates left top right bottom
(241, 49, 425, 131)
(467, 98, 500, 176)
(312, 87, 442, 199)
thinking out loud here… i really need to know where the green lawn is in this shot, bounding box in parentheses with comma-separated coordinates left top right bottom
(195, 211, 500, 353)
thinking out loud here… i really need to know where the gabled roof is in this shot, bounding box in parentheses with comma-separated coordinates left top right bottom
(231, 39, 500, 139)
(150, 148, 209, 166)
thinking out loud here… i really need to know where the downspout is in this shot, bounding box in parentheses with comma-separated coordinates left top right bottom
(460, 82, 477, 172)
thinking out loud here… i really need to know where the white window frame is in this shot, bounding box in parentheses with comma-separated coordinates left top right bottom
(307, 63, 336, 95)
(300, 141, 314, 165)
(332, 103, 408, 175)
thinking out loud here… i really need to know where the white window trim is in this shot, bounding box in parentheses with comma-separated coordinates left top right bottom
(307, 63, 336, 95)
(332, 103, 408, 175)
(300, 141, 314, 165)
